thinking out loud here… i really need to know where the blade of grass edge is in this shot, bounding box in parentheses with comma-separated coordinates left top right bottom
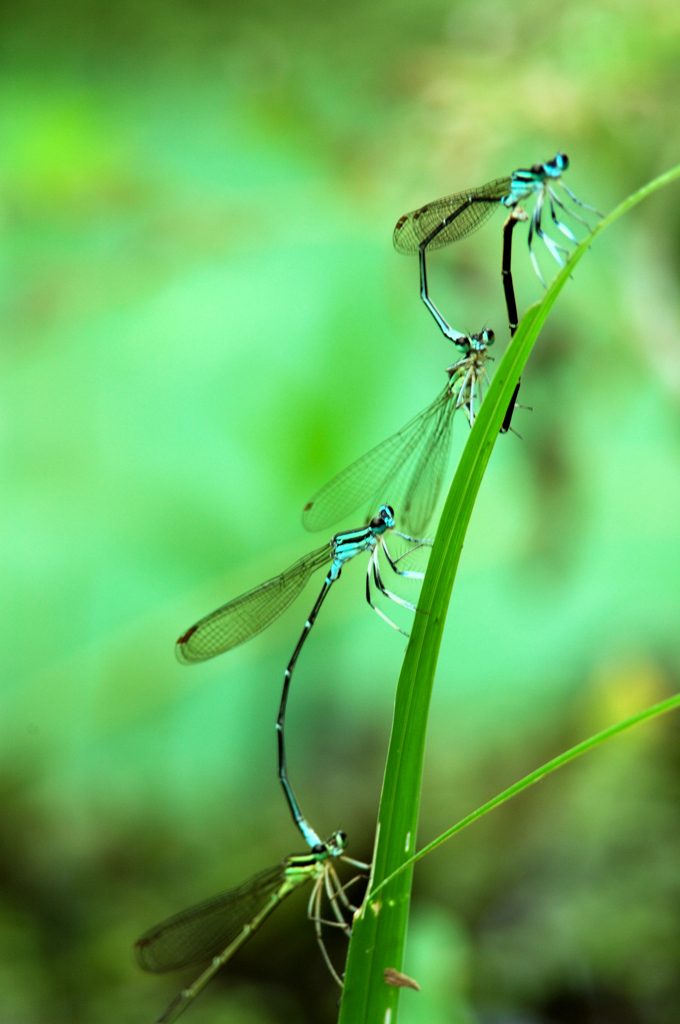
(338, 161, 680, 1024)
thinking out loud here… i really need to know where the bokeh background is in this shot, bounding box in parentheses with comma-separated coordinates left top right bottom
(2, 1, 680, 1022)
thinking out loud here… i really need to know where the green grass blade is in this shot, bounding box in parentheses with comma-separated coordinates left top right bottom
(371, 692, 680, 898)
(338, 161, 680, 1024)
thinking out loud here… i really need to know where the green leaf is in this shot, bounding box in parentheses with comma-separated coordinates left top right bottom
(338, 161, 680, 1024)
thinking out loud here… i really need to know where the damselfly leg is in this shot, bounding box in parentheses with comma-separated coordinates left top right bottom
(308, 858, 369, 987)
(528, 191, 572, 283)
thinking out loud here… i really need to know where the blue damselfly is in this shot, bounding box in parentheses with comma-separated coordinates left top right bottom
(394, 152, 601, 290)
(395, 154, 600, 430)
(135, 830, 368, 1022)
(176, 505, 429, 849)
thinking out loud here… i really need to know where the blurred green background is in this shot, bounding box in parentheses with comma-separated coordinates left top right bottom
(2, 1, 680, 1022)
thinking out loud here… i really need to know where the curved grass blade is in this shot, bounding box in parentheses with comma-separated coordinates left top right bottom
(339, 160, 680, 1024)
(370, 692, 680, 896)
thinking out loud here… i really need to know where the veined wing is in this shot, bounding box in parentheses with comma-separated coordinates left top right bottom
(399, 395, 458, 536)
(303, 386, 454, 535)
(134, 863, 294, 972)
(393, 177, 511, 254)
(176, 544, 332, 664)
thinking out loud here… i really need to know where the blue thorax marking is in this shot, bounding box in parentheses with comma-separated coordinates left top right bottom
(328, 505, 394, 580)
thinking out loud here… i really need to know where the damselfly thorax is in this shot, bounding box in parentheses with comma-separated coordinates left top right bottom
(445, 333, 494, 426)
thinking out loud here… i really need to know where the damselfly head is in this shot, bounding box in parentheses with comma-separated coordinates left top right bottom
(540, 149, 569, 178)
(324, 830, 348, 857)
(448, 334, 469, 355)
(460, 328, 493, 355)
(476, 328, 494, 348)
(373, 504, 395, 529)
(532, 152, 569, 178)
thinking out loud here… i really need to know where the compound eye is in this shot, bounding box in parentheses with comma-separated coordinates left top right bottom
(326, 830, 347, 855)
(485, 329, 495, 343)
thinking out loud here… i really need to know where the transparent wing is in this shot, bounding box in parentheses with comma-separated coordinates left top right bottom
(393, 177, 512, 254)
(134, 864, 290, 972)
(176, 544, 332, 664)
(303, 387, 455, 536)
(395, 353, 491, 534)
(400, 397, 458, 536)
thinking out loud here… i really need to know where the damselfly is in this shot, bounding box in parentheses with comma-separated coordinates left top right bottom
(176, 505, 429, 849)
(394, 152, 601, 289)
(302, 331, 494, 536)
(135, 830, 368, 1023)
(394, 154, 599, 431)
